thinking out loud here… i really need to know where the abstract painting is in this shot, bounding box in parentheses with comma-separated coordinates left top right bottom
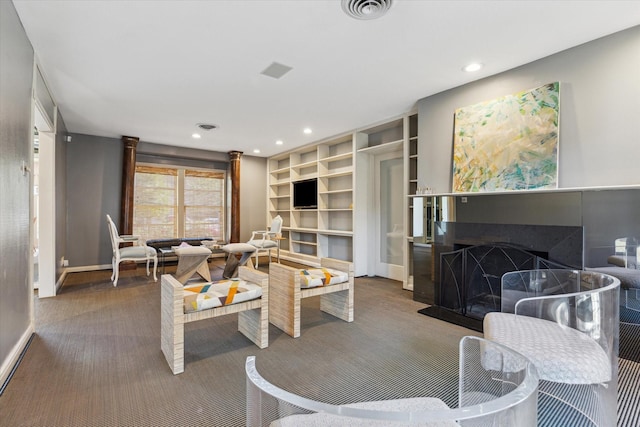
(452, 82, 559, 193)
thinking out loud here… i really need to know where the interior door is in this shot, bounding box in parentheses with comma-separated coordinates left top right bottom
(374, 151, 404, 280)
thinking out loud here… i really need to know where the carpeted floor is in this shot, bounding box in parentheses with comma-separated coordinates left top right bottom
(0, 260, 638, 426)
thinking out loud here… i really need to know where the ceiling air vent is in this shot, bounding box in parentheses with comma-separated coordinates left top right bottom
(342, 0, 393, 20)
(196, 123, 218, 131)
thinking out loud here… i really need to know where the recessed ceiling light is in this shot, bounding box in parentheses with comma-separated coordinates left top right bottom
(276, 140, 284, 145)
(463, 62, 484, 72)
(192, 133, 201, 139)
(303, 128, 312, 135)
(253, 149, 261, 154)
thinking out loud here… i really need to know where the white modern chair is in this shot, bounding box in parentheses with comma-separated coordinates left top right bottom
(246, 336, 539, 426)
(485, 269, 620, 426)
(247, 215, 283, 268)
(106, 214, 157, 286)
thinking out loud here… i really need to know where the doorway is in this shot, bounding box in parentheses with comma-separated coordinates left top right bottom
(33, 127, 39, 288)
(32, 72, 56, 298)
(374, 151, 404, 281)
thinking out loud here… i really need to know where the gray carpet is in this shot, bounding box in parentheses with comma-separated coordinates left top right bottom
(0, 261, 638, 426)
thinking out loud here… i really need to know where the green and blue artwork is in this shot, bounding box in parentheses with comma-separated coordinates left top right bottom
(452, 82, 559, 193)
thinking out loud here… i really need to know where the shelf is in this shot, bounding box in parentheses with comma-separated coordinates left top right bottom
(318, 229, 353, 236)
(357, 139, 403, 155)
(318, 208, 353, 212)
(408, 184, 640, 198)
(271, 166, 290, 174)
(319, 188, 352, 195)
(320, 152, 352, 162)
(291, 160, 317, 170)
(320, 170, 352, 179)
(285, 227, 319, 233)
(270, 182, 289, 188)
(290, 240, 318, 246)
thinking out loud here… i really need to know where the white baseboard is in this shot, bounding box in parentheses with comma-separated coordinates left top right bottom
(0, 326, 34, 392)
(64, 264, 112, 273)
(55, 270, 67, 293)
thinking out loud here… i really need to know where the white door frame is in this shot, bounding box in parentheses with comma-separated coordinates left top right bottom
(32, 65, 57, 298)
(373, 150, 404, 281)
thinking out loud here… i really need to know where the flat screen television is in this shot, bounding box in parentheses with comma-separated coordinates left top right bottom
(293, 178, 318, 209)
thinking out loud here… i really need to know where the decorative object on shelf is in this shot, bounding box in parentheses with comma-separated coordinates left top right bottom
(452, 82, 559, 193)
(416, 186, 433, 195)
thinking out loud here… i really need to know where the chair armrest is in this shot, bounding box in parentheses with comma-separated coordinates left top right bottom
(118, 235, 143, 245)
(249, 231, 267, 239)
(249, 231, 278, 243)
(321, 257, 354, 275)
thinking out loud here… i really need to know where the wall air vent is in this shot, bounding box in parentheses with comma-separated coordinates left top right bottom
(342, 0, 393, 20)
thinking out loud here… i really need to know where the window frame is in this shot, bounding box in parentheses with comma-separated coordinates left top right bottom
(133, 163, 227, 242)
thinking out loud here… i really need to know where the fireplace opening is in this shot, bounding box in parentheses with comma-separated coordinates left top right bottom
(418, 222, 583, 331)
(440, 243, 566, 321)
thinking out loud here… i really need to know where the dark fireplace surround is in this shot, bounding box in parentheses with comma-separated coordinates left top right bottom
(420, 222, 584, 330)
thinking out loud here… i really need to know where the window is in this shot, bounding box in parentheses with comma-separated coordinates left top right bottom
(133, 165, 225, 242)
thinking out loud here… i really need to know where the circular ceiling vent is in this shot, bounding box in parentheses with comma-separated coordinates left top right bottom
(342, 0, 393, 20)
(196, 123, 218, 131)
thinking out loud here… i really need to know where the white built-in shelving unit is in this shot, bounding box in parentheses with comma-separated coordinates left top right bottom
(268, 135, 354, 266)
(406, 113, 419, 290)
(267, 113, 417, 276)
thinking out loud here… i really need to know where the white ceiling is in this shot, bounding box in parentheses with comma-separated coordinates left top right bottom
(13, 0, 640, 158)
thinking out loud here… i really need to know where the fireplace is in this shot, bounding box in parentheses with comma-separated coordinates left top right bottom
(418, 222, 584, 330)
(439, 243, 568, 320)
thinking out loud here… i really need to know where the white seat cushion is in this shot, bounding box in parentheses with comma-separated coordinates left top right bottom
(174, 245, 212, 256)
(222, 243, 257, 254)
(183, 279, 262, 313)
(271, 397, 458, 427)
(299, 267, 349, 288)
(120, 245, 156, 258)
(483, 312, 611, 384)
(248, 239, 278, 249)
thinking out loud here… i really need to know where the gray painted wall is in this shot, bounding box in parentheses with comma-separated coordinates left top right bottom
(418, 26, 640, 191)
(417, 26, 640, 269)
(240, 155, 268, 242)
(66, 134, 123, 267)
(66, 135, 268, 267)
(0, 0, 34, 381)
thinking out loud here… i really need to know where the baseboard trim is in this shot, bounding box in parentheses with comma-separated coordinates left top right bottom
(55, 269, 68, 293)
(0, 327, 35, 395)
(65, 264, 112, 273)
